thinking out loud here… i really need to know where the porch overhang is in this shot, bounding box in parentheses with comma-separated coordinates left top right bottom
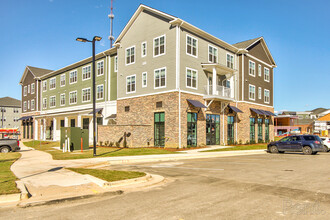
(203, 96, 234, 102)
(201, 63, 237, 76)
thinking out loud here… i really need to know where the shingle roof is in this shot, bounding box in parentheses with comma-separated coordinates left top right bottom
(232, 37, 261, 49)
(0, 97, 21, 107)
(318, 113, 330, 121)
(309, 108, 328, 115)
(27, 66, 53, 77)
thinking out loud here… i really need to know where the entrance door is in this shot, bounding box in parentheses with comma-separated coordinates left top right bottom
(206, 114, 220, 145)
(83, 118, 89, 129)
(154, 112, 165, 147)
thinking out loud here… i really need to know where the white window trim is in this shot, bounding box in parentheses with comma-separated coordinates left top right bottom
(60, 93, 66, 106)
(249, 60, 256, 77)
(42, 98, 47, 109)
(226, 53, 234, 69)
(125, 45, 136, 66)
(49, 96, 56, 108)
(27, 100, 30, 109)
(141, 42, 147, 57)
(23, 101, 27, 112)
(82, 87, 91, 103)
(154, 67, 167, 89)
(264, 89, 270, 104)
(42, 81, 47, 92)
(69, 70, 78, 84)
(186, 67, 198, 90)
(31, 83, 35, 94)
(249, 84, 256, 101)
(258, 87, 262, 99)
(258, 64, 262, 77)
(186, 34, 198, 58)
(69, 91, 77, 105)
(142, 72, 147, 88)
(23, 86, 27, 96)
(208, 44, 218, 63)
(49, 77, 56, 90)
(153, 34, 166, 58)
(126, 74, 136, 94)
(96, 84, 104, 100)
(114, 56, 118, 72)
(264, 67, 270, 82)
(82, 65, 91, 81)
(97, 60, 104, 76)
(60, 74, 66, 87)
(31, 99, 35, 110)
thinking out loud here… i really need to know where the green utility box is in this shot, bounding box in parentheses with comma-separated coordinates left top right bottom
(60, 127, 89, 151)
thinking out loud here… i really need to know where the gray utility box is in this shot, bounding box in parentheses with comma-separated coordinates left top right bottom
(60, 127, 89, 151)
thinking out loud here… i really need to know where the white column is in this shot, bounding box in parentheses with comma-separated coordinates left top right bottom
(53, 118, 57, 141)
(77, 115, 82, 128)
(64, 117, 68, 127)
(89, 117, 93, 144)
(43, 119, 46, 141)
(212, 67, 217, 95)
(34, 120, 38, 140)
(230, 75, 234, 99)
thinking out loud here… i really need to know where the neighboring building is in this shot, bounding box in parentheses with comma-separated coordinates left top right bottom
(19, 66, 53, 139)
(274, 115, 299, 135)
(315, 113, 330, 136)
(20, 4, 277, 146)
(0, 97, 21, 129)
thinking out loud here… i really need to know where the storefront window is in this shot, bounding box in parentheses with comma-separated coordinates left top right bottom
(250, 118, 255, 143)
(258, 118, 263, 142)
(187, 113, 197, 147)
(227, 116, 234, 144)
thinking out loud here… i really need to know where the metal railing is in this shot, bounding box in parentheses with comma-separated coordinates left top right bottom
(204, 85, 232, 99)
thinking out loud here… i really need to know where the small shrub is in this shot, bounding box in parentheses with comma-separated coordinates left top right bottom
(234, 141, 238, 145)
(109, 142, 114, 147)
(115, 142, 120, 148)
(104, 141, 109, 146)
(99, 141, 103, 146)
(245, 140, 250, 145)
(238, 140, 242, 145)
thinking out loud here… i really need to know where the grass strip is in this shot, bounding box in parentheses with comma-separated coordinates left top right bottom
(67, 168, 146, 182)
(0, 152, 21, 195)
(204, 144, 267, 152)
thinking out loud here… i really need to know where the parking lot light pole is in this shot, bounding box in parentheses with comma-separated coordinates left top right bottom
(76, 36, 102, 156)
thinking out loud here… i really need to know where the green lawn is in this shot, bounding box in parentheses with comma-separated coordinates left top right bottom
(67, 168, 146, 182)
(23, 141, 178, 160)
(0, 152, 21, 195)
(204, 144, 267, 152)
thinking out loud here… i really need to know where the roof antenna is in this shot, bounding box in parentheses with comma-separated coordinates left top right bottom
(108, 0, 115, 48)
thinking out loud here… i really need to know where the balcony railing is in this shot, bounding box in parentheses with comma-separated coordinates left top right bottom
(204, 85, 232, 99)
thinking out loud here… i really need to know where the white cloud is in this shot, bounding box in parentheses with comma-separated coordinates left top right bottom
(49, 0, 54, 2)
(100, 40, 106, 47)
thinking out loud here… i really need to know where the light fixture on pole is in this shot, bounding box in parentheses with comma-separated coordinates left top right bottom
(76, 36, 102, 156)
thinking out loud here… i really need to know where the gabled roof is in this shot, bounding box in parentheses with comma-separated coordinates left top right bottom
(318, 113, 330, 121)
(310, 108, 328, 115)
(19, 66, 53, 85)
(115, 4, 239, 53)
(0, 96, 21, 107)
(233, 37, 276, 67)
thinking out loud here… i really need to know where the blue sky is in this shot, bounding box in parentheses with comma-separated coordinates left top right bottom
(0, 0, 329, 111)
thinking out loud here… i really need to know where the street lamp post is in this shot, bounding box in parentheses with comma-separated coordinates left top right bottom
(76, 36, 102, 156)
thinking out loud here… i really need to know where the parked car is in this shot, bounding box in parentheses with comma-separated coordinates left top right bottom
(320, 137, 330, 152)
(268, 135, 324, 155)
(0, 139, 20, 153)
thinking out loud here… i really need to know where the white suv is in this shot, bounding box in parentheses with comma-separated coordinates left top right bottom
(320, 137, 330, 152)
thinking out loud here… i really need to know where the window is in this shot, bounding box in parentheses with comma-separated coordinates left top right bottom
(208, 45, 218, 63)
(264, 89, 270, 104)
(249, 60, 255, 76)
(23, 101, 27, 111)
(82, 88, 91, 102)
(142, 72, 147, 87)
(82, 66, 91, 80)
(28, 85, 30, 93)
(28, 100, 30, 109)
(69, 91, 77, 104)
(156, 101, 163, 108)
(42, 81, 47, 91)
(126, 75, 136, 93)
(249, 84, 255, 100)
(258, 118, 263, 142)
(60, 74, 66, 86)
(264, 67, 270, 82)
(258, 64, 262, 77)
(227, 116, 235, 144)
(97, 61, 104, 76)
(24, 86, 27, 96)
(60, 93, 65, 106)
(250, 118, 255, 143)
(114, 56, 118, 72)
(69, 70, 77, 84)
(187, 112, 197, 147)
(265, 119, 270, 142)
(50, 96, 56, 108)
(258, 87, 262, 99)
(31, 83, 35, 94)
(60, 120, 65, 128)
(154, 112, 165, 147)
(125, 106, 130, 112)
(141, 42, 147, 57)
(154, 67, 166, 88)
(49, 78, 56, 90)
(186, 68, 197, 89)
(226, 54, 234, 69)
(97, 85, 104, 100)
(186, 35, 197, 57)
(126, 46, 135, 65)
(43, 98, 47, 109)
(154, 35, 165, 57)
(31, 99, 35, 110)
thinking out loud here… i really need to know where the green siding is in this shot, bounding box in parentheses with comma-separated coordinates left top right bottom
(110, 55, 117, 101)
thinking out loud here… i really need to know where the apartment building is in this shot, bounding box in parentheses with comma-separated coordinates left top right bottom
(20, 4, 276, 147)
(0, 97, 21, 128)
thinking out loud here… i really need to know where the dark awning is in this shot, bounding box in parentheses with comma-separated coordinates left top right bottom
(228, 105, 243, 113)
(105, 114, 117, 119)
(265, 110, 276, 116)
(250, 108, 264, 115)
(259, 110, 270, 116)
(18, 116, 33, 120)
(89, 108, 103, 115)
(187, 99, 207, 108)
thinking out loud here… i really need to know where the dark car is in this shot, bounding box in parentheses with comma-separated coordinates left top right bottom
(0, 139, 20, 153)
(268, 135, 324, 155)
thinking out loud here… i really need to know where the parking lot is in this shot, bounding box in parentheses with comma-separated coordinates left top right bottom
(2, 152, 330, 219)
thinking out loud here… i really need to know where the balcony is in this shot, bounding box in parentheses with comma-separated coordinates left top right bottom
(203, 85, 234, 101)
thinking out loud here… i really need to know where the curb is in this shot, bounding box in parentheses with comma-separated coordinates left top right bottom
(0, 193, 21, 204)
